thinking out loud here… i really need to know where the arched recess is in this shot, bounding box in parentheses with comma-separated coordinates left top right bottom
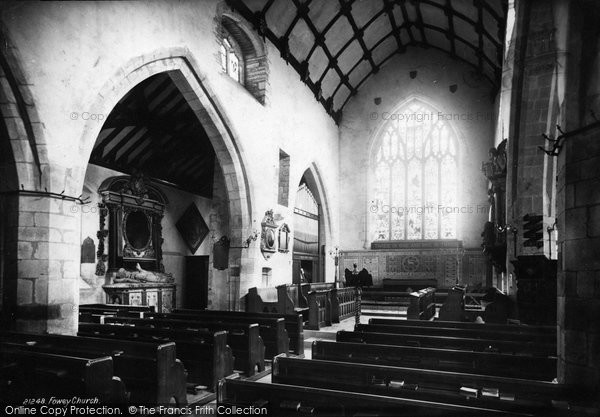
(218, 2, 268, 104)
(76, 49, 254, 310)
(291, 163, 333, 284)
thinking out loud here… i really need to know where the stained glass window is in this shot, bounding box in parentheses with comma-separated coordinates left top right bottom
(370, 101, 458, 241)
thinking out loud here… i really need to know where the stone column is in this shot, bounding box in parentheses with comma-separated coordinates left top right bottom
(556, 125, 600, 394)
(13, 194, 80, 335)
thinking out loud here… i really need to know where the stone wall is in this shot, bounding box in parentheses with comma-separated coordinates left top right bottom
(556, 123, 600, 392)
(339, 48, 495, 252)
(0, 0, 340, 331)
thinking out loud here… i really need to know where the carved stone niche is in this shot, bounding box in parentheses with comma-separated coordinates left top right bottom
(98, 173, 169, 275)
(261, 210, 278, 260)
(481, 139, 508, 272)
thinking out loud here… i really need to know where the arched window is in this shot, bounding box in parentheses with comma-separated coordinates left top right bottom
(219, 33, 243, 83)
(370, 100, 459, 241)
(218, 11, 268, 104)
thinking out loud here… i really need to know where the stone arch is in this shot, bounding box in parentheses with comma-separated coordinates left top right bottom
(367, 95, 466, 158)
(0, 27, 49, 191)
(291, 162, 334, 283)
(76, 49, 254, 301)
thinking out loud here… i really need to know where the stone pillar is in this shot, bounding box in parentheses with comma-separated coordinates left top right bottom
(556, 125, 600, 394)
(13, 194, 80, 335)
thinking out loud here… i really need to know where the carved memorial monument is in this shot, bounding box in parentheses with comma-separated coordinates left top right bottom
(97, 173, 176, 312)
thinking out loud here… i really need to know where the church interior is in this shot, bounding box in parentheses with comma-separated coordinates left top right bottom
(0, 0, 599, 415)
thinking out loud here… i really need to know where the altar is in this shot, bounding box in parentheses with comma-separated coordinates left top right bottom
(103, 282, 176, 313)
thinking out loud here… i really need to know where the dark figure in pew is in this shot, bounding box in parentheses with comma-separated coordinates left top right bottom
(480, 287, 516, 324)
(344, 265, 373, 287)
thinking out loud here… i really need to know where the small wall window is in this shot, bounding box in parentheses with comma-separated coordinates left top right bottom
(218, 10, 268, 104)
(262, 267, 272, 287)
(219, 35, 243, 83)
(278, 149, 290, 206)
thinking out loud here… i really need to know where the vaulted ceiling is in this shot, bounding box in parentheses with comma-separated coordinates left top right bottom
(90, 73, 215, 197)
(229, 0, 508, 122)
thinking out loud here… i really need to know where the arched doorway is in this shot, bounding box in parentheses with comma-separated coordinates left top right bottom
(292, 172, 326, 284)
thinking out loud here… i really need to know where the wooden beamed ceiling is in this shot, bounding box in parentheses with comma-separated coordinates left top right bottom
(90, 72, 216, 197)
(229, 0, 508, 123)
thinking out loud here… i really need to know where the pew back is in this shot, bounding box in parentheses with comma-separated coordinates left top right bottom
(218, 377, 517, 416)
(137, 311, 288, 359)
(355, 323, 556, 345)
(103, 316, 264, 376)
(1, 330, 187, 405)
(77, 323, 233, 390)
(312, 340, 557, 380)
(272, 355, 570, 414)
(337, 330, 556, 357)
(175, 309, 304, 356)
(0, 348, 118, 404)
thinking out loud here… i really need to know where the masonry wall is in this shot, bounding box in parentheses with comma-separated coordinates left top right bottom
(339, 48, 495, 252)
(0, 0, 340, 331)
(556, 125, 600, 392)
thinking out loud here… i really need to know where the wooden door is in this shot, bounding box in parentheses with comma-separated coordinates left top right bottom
(184, 256, 209, 310)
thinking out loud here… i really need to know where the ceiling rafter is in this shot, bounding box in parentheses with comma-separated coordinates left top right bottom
(413, 0, 428, 45)
(475, 0, 485, 73)
(445, 0, 457, 57)
(384, 0, 406, 54)
(229, 0, 507, 124)
(90, 72, 216, 197)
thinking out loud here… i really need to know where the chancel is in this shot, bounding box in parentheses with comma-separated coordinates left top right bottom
(0, 0, 599, 415)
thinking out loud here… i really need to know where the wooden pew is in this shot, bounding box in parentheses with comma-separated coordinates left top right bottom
(330, 287, 355, 323)
(0, 348, 122, 405)
(79, 303, 156, 314)
(306, 289, 332, 330)
(78, 304, 156, 323)
(312, 340, 557, 380)
(103, 316, 264, 376)
(369, 318, 556, 336)
(133, 311, 288, 359)
(355, 323, 556, 346)
(217, 376, 520, 416)
(78, 323, 233, 391)
(407, 287, 436, 320)
(337, 330, 556, 358)
(277, 284, 309, 321)
(175, 309, 304, 356)
(272, 355, 579, 415)
(245, 287, 278, 314)
(361, 288, 413, 313)
(1, 331, 187, 405)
